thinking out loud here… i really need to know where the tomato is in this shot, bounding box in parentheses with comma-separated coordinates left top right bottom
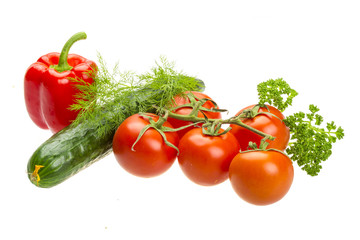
(229, 105, 290, 151)
(112, 113, 179, 178)
(178, 128, 240, 186)
(229, 150, 294, 205)
(167, 91, 222, 138)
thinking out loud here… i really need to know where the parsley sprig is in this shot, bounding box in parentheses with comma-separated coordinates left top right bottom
(283, 104, 344, 176)
(257, 78, 298, 112)
(257, 78, 344, 176)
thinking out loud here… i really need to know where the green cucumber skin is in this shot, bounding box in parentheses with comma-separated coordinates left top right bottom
(27, 123, 114, 188)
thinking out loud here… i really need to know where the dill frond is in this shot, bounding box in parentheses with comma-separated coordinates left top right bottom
(70, 54, 204, 137)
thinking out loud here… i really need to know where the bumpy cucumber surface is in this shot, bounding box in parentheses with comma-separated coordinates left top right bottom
(27, 122, 114, 188)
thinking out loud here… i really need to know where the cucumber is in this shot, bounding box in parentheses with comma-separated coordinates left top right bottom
(27, 123, 113, 188)
(27, 79, 205, 188)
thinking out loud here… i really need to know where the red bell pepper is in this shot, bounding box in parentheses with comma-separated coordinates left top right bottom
(24, 32, 97, 133)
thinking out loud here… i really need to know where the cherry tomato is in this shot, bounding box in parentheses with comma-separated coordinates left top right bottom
(178, 128, 240, 186)
(113, 113, 179, 178)
(229, 105, 290, 151)
(167, 91, 222, 138)
(229, 150, 294, 206)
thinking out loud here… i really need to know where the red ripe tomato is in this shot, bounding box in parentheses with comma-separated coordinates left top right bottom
(229, 150, 294, 206)
(178, 128, 240, 186)
(229, 105, 290, 151)
(167, 91, 222, 138)
(112, 113, 179, 178)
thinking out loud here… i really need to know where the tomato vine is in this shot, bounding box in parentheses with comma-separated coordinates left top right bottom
(146, 78, 344, 177)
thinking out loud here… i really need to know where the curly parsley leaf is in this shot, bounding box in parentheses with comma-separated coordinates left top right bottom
(283, 104, 344, 176)
(257, 78, 298, 112)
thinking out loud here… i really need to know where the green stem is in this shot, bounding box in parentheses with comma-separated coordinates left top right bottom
(224, 118, 276, 140)
(132, 112, 180, 154)
(156, 106, 275, 140)
(154, 111, 169, 128)
(51, 32, 87, 73)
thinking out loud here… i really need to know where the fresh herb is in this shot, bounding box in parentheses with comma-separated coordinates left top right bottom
(256, 78, 344, 176)
(283, 104, 344, 176)
(257, 78, 298, 112)
(70, 55, 202, 137)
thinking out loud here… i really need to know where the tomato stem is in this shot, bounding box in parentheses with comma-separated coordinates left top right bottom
(132, 113, 180, 154)
(236, 104, 282, 122)
(154, 111, 169, 128)
(240, 147, 289, 158)
(154, 106, 275, 140)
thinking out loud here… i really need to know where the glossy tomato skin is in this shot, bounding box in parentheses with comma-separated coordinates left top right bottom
(229, 105, 290, 151)
(113, 113, 179, 178)
(178, 128, 240, 186)
(229, 150, 294, 206)
(167, 91, 222, 138)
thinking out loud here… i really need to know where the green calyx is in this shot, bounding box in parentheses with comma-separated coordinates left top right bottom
(238, 104, 283, 122)
(50, 32, 87, 73)
(168, 92, 227, 119)
(241, 137, 288, 157)
(131, 112, 180, 155)
(201, 120, 232, 137)
(240, 104, 263, 119)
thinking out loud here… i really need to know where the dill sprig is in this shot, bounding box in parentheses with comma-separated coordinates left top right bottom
(283, 104, 344, 176)
(70, 54, 203, 137)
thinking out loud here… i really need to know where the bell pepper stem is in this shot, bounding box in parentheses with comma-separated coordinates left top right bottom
(52, 32, 87, 73)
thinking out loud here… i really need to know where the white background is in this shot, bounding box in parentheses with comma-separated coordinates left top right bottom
(1, 0, 359, 239)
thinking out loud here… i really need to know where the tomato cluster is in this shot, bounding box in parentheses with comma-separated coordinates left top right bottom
(112, 91, 294, 206)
